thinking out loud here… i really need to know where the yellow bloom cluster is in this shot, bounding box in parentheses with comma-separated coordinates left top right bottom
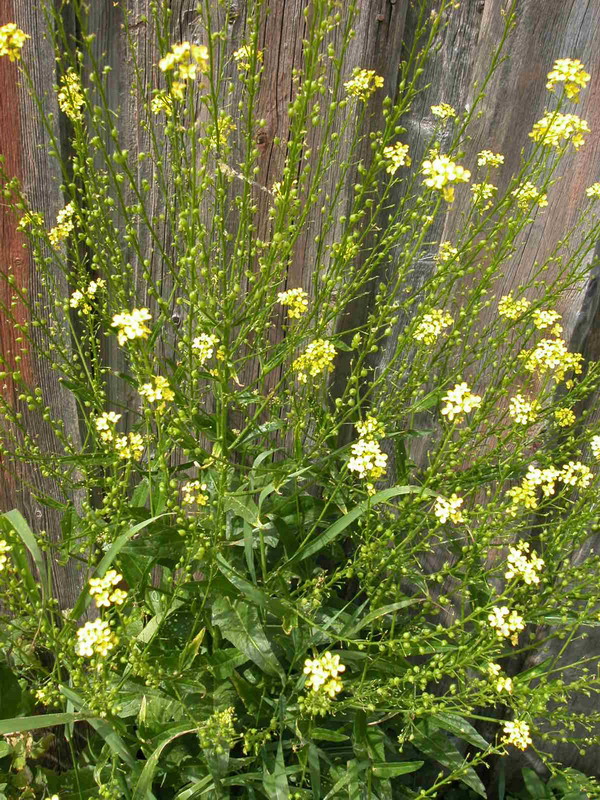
(498, 293, 530, 320)
(0, 539, 10, 571)
(278, 288, 309, 319)
(519, 337, 583, 384)
(546, 58, 590, 102)
(488, 606, 524, 645)
(303, 652, 345, 697)
(151, 91, 173, 116)
(182, 480, 209, 506)
(529, 111, 589, 151)
(159, 42, 209, 81)
(75, 619, 118, 658)
(591, 435, 600, 460)
(413, 309, 453, 345)
(502, 720, 532, 750)
(355, 414, 385, 441)
(511, 181, 548, 212)
(554, 407, 575, 427)
(57, 69, 85, 123)
(560, 461, 592, 488)
(532, 308, 562, 335)
(114, 432, 145, 461)
(431, 103, 456, 120)
(383, 141, 411, 175)
(344, 68, 384, 101)
(17, 210, 44, 232)
(233, 44, 263, 71)
(440, 382, 482, 423)
(434, 493, 464, 524)
(507, 461, 592, 513)
(471, 182, 497, 210)
(348, 438, 388, 483)
(95, 411, 122, 443)
(139, 375, 174, 411)
(49, 202, 76, 247)
(586, 183, 600, 200)
(70, 278, 106, 315)
(111, 308, 152, 346)
(488, 664, 513, 693)
(0, 23, 29, 61)
(508, 394, 538, 425)
(293, 339, 336, 383)
(436, 241, 459, 264)
(192, 333, 220, 366)
(505, 541, 544, 585)
(422, 154, 471, 203)
(89, 569, 127, 607)
(477, 150, 504, 168)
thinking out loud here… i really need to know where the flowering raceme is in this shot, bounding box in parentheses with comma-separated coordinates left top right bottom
(89, 570, 127, 607)
(413, 309, 453, 345)
(434, 493, 464, 524)
(293, 339, 336, 383)
(192, 333, 220, 365)
(503, 720, 532, 750)
(546, 58, 590, 102)
(344, 68, 384, 101)
(159, 42, 209, 81)
(508, 394, 538, 425)
(0, 23, 29, 61)
(431, 103, 456, 120)
(383, 142, 411, 175)
(57, 68, 85, 122)
(304, 652, 345, 697)
(440, 382, 482, 423)
(49, 202, 76, 247)
(505, 541, 544, 585)
(498, 293, 530, 319)
(278, 288, 309, 318)
(422, 153, 471, 203)
(488, 606, 524, 645)
(529, 111, 590, 151)
(111, 308, 152, 346)
(477, 149, 504, 168)
(75, 619, 118, 658)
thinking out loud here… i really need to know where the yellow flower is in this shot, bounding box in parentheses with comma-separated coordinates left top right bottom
(591, 435, 600, 460)
(114, 432, 145, 461)
(0, 23, 29, 61)
(529, 111, 589, 151)
(488, 606, 524, 645)
(48, 202, 76, 247)
(344, 67, 384, 101)
(502, 720, 532, 750)
(293, 339, 336, 383)
(111, 308, 152, 346)
(75, 619, 118, 658)
(182, 480, 209, 506)
(519, 337, 583, 383)
(383, 142, 411, 175)
(440, 382, 482, 423)
(498, 293, 530, 319)
(348, 438, 387, 482)
(505, 541, 544, 585)
(139, 375, 174, 408)
(508, 394, 538, 425)
(546, 58, 590, 102)
(278, 288, 309, 319)
(471, 182, 497, 210)
(431, 103, 456, 120)
(159, 42, 209, 79)
(57, 68, 85, 122)
(95, 411, 122, 443)
(151, 90, 173, 116)
(477, 150, 504, 168)
(413, 310, 453, 345)
(496, 676, 513, 693)
(355, 415, 385, 441)
(586, 183, 600, 200)
(304, 652, 345, 696)
(422, 153, 470, 203)
(511, 181, 548, 212)
(559, 461, 592, 488)
(88, 569, 127, 608)
(434, 493, 464, 524)
(70, 278, 106, 315)
(554, 407, 575, 427)
(233, 44, 263, 71)
(17, 210, 44, 232)
(532, 308, 562, 335)
(192, 333, 220, 366)
(436, 241, 459, 264)
(0, 539, 10, 571)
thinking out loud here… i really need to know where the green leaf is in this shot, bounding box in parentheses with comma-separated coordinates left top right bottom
(212, 596, 284, 678)
(371, 761, 424, 777)
(263, 742, 290, 800)
(132, 724, 197, 800)
(224, 494, 261, 527)
(344, 599, 419, 635)
(0, 712, 93, 735)
(522, 768, 551, 799)
(293, 485, 435, 563)
(430, 712, 490, 750)
(2, 510, 47, 602)
(413, 726, 486, 797)
(311, 728, 349, 742)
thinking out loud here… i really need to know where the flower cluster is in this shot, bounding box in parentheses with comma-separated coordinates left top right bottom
(471, 181, 497, 210)
(0, 23, 29, 61)
(431, 103, 456, 120)
(278, 288, 309, 319)
(591, 435, 600, 460)
(139, 375, 174, 411)
(546, 58, 590, 102)
(505, 541, 544, 585)
(422, 153, 471, 203)
(508, 394, 538, 425)
(293, 339, 336, 383)
(560, 461, 592, 488)
(192, 333, 220, 366)
(507, 461, 592, 513)
(434, 493, 464, 524)
(95, 411, 122, 443)
(89, 570, 127, 608)
(488, 663, 513, 693)
(529, 111, 590, 151)
(477, 150, 504, 168)
(111, 308, 152, 346)
(197, 707, 237, 754)
(0, 539, 10, 572)
(488, 606, 524, 645)
(440, 382, 482, 423)
(114, 432, 145, 461)
(303, 652, 345, 697)
(70, 278, 106, 315)
(383, 141, 411, 175)
(348, 416, 387, 489)
(511, 181, 548, 212)
(49, 202, 76, 247)
(355, 414, 385, 441)
(413, 309, 453, 345)
(586, 183, 600, 200)
(57, 68, 85, 122)
(233, 45, 263, 71)
(75, 619, 118, 658)
(532, 308, 562, 334)
(519, 337, 583, 384)
(498, 293, 530, 319)
(436, 241, 458, 263)
(159, 41, 209, 81)
(344, 68, 384, 101)
(554, 407, 575, 427)
(502, 720, 532, 750)
(182, 480, 209, 507)
(17, 210, 44, 232)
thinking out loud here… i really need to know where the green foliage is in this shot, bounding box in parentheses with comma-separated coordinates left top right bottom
(0, 0, 598, 797)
